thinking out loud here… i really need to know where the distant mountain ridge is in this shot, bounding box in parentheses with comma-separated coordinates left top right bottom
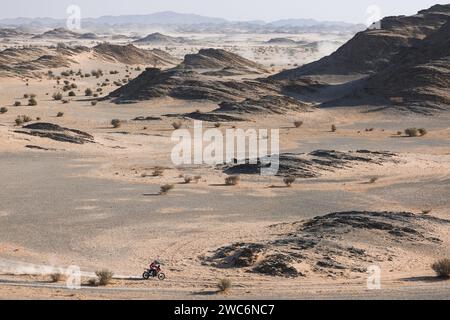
(0, 11, 362, 32)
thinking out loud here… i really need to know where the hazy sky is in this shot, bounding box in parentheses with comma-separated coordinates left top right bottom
(0, 0, 444, 23)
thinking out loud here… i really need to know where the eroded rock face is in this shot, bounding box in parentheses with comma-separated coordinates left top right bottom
(93, 43, 180, 66)
(108, 67, 280, 103)
(178, 48, 268, 74)
(272, 4, 450, 79)
(15, 123, 94, 144)
(360, 20, 450, 113)
(220, 150, 398, 178)
(203, 212, 450, 278)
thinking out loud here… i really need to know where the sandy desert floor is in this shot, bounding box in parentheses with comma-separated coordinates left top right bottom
(0, 36, 449, 300)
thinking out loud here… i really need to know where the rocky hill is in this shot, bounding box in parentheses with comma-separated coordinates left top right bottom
(107, 67, 278, 103)
(273, 4, 450, 79)
(204, 211, 450, 278)
(360, 19, 450, 113)
(134, 32, 186, 45)
(178, 48, 267, 74)
(32, 28, 82, 39)
(93, 43, 180, 66)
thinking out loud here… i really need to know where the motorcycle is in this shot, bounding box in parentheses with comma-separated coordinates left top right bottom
(143, 267, 165, 281)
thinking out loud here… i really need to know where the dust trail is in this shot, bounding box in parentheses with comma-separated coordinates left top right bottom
(0, 258, 136, 279)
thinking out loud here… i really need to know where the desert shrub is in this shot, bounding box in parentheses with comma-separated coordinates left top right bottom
(418, 128, 427, 136)
(70, 83, 77, 89)
(52, 92, 63, 101)
(28, 98, 37, 106)
(15, 117, 23, 126)
(62, 100, 69, 104)
(50, 273, 64, 283)
(95, 269, 114, 286)
(61, 70, 70, 77)
(152, 168, 164, 177)
(91, 101, 98, 106)
(23, 115, 32, 122)
(91, 69, 103, 78)
(111, 119, 121, 128)
(57, 112, 64, 117)
(87, 278, 98, 286)
(0, 107, 8, 114)
(23, 94, 29, 99)
(369, 177, 379, 184)
(63, 80, 70, 85)
(68, 91, 76, 97)
(217, 278, 232, 292)
(225, 175, 240, 186)
(15, 115, 32, 126)
(214, 122, 221, 128)
(172, 121, 182, 130)
(432, 259, 450, 279)
(283, 176, 296, 187)
(183, 176, 193, 184)
(405, 128, 419, 137)
(30, 94, 36, 98)
(194, 176, 202, 183)
(331, 124, 337, 132)
(62, 85, 71, 92)
(294, 120, 303, 128)
(160, 184, 174, 195)
(422, 209, 432, 215)
(85, 88, 93, 96)
(14, 101, 21, 107)
(397, 131, 402, 136)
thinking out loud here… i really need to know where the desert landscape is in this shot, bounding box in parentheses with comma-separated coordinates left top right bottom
(0, 3, 450, 300)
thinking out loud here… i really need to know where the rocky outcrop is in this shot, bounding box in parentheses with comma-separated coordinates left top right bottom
(273, 4, 450, 79)
(93, 43, 180, 66)
(204, 211, 450, 278)
(360, 20, 450, 113)
(220, 150, 398, 177)
(108, 67, 279, 103)
(178, 48, 268, 74)
(15, 123, 94, 144)
(134, 32, 186, 45)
